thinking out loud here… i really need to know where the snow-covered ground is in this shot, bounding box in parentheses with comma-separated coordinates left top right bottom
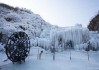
(0, 47, 99, 70)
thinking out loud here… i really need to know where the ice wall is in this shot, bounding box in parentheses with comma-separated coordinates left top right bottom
(50, 27, 89, 49)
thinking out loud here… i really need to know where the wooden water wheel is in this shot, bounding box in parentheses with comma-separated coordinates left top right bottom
(5, 31, 30, 63)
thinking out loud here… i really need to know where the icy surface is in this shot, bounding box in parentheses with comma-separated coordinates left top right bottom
(0, 47, 99, 70)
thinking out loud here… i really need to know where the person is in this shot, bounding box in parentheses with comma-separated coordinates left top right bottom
(39, 50, 43, 60)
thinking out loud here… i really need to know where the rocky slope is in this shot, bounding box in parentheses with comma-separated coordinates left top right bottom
(88, 13, 99, 31)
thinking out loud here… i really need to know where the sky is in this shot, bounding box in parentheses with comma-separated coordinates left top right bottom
(0, 0, 99, 27)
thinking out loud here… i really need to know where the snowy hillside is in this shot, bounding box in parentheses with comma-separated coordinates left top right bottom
(0, 3, 53, 42)
(0, 3, 99, 51)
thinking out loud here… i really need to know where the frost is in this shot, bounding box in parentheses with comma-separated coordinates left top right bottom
(50, 27, 89, 50)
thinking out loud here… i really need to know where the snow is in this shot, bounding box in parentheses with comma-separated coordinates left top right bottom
(0, 4, 52, 39)
(0, 3, 95, 50)
(0, 52, 11, 67)
(0, 3, 99, 70)
(50, 27, 89, 50)
(0, 44, 4, 52)
(0, 47, 99, 70)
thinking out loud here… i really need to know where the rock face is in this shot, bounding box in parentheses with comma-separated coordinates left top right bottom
(88, 13, 99, 31)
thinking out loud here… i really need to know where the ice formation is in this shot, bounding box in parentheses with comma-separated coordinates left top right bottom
(0, 3, 99, 51)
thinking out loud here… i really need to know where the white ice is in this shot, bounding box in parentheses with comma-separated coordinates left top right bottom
(0, 47, 99, 70)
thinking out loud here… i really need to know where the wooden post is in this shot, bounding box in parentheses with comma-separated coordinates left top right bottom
(53, 52, 55, 60)
(37, 48, 39, 60)
(87, 41, 90, 61)
(53, 47, 55, 61)
(70, 49, 71, 60)
(87, 51, 89, 61)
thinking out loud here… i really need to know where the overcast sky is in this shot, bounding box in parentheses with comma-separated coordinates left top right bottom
(0, 0, 99, 27)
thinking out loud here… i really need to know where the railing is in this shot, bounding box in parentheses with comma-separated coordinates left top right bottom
(28, 47, 98, 61)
